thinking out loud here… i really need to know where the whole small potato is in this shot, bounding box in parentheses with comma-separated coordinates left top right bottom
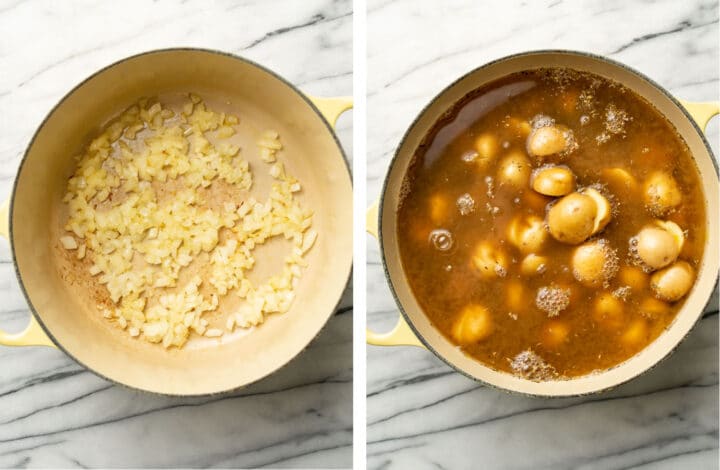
(621, 318, 648, 347)
(572, 239, 618, 286)
(639, 297, 671, 317)
(593, 292, 625, 329)
(506, 117, 532, 137)
(650, 261, 694, 302)
(635, 226, 681, 270)
(542, 320, 569, 347)
(497, 151, 532, 188)
(531, 165, 576, 196)
(601, 167, 638, 194)
(644, 171, 682, 215)
(452, 304, 493, 344)
(474, 133, 499, 168)
(547, 192, 597, 244)
(506, 279, 525, 312)
(618, 266, 649, 291)
(471, 241, 508, 279)
(508, 215, 548, 254)
(527, 125, 567, 157)
(523, 190, 553, 213)
(521, 253, 548, 276)
(429, 193, 448, 226)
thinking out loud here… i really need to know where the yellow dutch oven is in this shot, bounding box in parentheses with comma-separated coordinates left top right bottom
(367, 50, 719, 397)
(0, 48, 353, 396)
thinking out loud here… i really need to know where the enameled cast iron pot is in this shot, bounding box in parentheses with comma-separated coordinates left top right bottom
(367, 50, 719, 397)
(0, 48, 353, 396)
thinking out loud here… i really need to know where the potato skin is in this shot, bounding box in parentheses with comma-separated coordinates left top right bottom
(471, 241, 508, 279)
(650, 261, 694, 302)
(521, 254, 548, 276)
(542, 320, 570, 347)
(547, 193, 597, 244)
(644, 171, 682, 215)
(527, 125, 567, 157)
(635, 226, 681, 270)
(593, 292, 625, 330)
(572, 240, 617, 287)
(532, 165, 576, 196)
(508, 215, 548, 254)
(497, 151, 532, 188)
(452, 304, 494, 344)
(639, 297, 671, 318)
(621, 319, 649, 347)
(428, 193, 449, 226)
(474, 133, 499, 168)
(618, 266, 648, 291)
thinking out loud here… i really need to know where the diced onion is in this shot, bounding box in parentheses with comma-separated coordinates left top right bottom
(61, 97, 314, 349)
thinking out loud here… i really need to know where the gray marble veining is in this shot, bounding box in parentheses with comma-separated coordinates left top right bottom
(0, 0, 352, 468)
(367, 0, 719, 469)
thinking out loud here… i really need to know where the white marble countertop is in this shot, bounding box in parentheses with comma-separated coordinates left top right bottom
(367, 0, 719, 468)
(0, 0, 352, 468)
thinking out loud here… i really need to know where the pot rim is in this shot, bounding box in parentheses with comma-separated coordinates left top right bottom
(378, 48, 718, 398)
(9, 47, 353, 397)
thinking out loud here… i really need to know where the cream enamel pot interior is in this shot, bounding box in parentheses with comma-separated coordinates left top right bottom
(367, 50, 719, 397)
(0, 49, 353, 396)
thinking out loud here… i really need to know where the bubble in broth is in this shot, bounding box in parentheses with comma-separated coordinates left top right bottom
(429, 229, 454, 252)
(535, 286, 571, 317)
(456, 193, 476, 215)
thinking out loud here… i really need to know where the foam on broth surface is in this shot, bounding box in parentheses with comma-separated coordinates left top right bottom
(397, 68, 706, 379)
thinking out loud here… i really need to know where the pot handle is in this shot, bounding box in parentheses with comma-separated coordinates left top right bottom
(366, 199, 425, 348)
(678, 100, 719, 132)
(0, 198, 55, 347)
(307, 96, 353, 128)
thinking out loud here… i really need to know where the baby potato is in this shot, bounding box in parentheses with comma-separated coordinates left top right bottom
(506, 279, 525, 312)
(618, 266, 648, 291)
(452, 304, 493, 344)
(527, 125, 568, 157)
(497, 151, 532, 188)
(601, 168, 639, 194)
(582, 187, 612, 235)
(547, 192, 597, 244)
(650, 261, 694, 302)
(471, 241, 509, 279)
(635, 224, 682, 270)
(639, 297, 671, 318)
(593, 292, 625, 330)
(560, 89, 579, 114)
(542, 320, 570, 347)
(474, 133, 499, 168)
(507, 215, 548, 253)
(429, 193, 449, 226)
(621, 318, 649, 347)
(523, 190, 553, 213)
(572, 239, 618, 287)
(521, 253, 548, 276)
(506, 117, 532, 137)
(644, 171, 682, 215)
(531, 165, 576, 196)
(656, 220, 685, 249)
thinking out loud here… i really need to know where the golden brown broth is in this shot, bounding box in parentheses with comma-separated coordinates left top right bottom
(396, 69, 706, 379)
